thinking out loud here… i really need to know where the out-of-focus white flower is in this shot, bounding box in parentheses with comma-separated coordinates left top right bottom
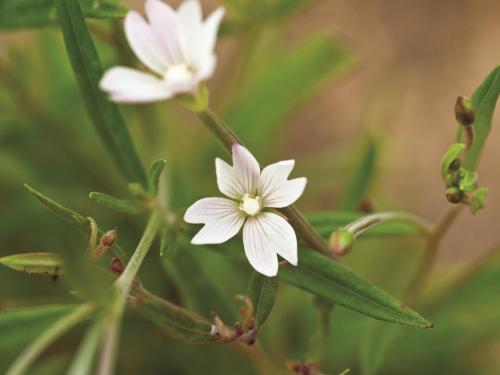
(100, 0, 224, 103)
(184, 144, 307, 277)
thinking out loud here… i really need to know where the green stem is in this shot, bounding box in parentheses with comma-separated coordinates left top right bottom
(345, 211, 433, 238)
(6, 303, 95, 375)
(407, 205, 463, 300)
(196, 108, 331, 256)
(97, 211, 161, 375)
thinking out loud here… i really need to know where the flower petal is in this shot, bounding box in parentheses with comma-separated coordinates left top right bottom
(176, 0, 203, 64)
(124, 11, 168, 75)
(258, 160, 307, 208)
(202, 7, 225, 55)
(255, 212, 298, 266)
(243, 217, 280, 277)
(145, 0, 184, 64)
(100, 67, 172, 103)
(232, 144, 261, 195)
(185, 197, 245, 244)
(184, 197, 238, 224)
(215, 145, 260, 199)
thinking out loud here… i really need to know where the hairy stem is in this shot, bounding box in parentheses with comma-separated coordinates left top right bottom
(6, 303, 95, 375)
(196, 108, 331, 256)
(97, 211, 161, 375)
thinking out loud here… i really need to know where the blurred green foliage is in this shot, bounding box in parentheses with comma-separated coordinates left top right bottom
(1, 0, 500, 374)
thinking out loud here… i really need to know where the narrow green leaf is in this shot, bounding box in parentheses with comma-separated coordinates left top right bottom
(279, 248, 431, 328)
(247, 272, 278, 327)
(137, 297, 216, 344)
(0, 252, 62, 276)
(148, 159, 167, 195)
(307, 211, 417, 238)
(55, 0, 147, 186)
(464, 65, 500, 170)
(159, 226, 178, 259)
(89, 192, 144, 214)
(440, 143, 465, 179)
(337, 138, 377, 210)
(24, 184, 128, 261)
(0, 305, 76, 352)
(226, 33, 353, 153)
(0, 0, 127, 30)
(67, 318, 103, 375)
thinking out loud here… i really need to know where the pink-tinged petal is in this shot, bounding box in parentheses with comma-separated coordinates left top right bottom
(243, 217, 280, 277)
(176, 0, 203, 64)
(258, 160, 307, 208)
(184, 197, 239, 224)
(145, 0, 184, 64)
(256, 213, 298, 266)
(232, 144, 260, 195)
(202, 7, 224, 54)
(100, 67, 172, 103)
(177, 0, 202, 25)
(215, 145, 260, 199)
(185, 197, 245, 245)
(124, 11, 168, 75)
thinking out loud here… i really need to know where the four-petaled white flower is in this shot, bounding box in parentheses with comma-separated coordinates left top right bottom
(100, 0, 224, 103)
(184, 144, 307, 277)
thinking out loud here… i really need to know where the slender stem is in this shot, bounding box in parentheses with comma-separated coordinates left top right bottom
(196, 108, 331, 256)
(407, 205, 463, 299)
(97, 211, 161, 375)
(6, 303, 95, 375)
(345, 211, 433, 238)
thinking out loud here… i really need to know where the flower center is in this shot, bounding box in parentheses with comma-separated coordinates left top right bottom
(239, 194, 262, 216)
(165, 63, 195, 84)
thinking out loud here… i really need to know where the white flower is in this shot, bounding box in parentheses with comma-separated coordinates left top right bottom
(184, 144, 307, 277)
(99, 0, 224, 103)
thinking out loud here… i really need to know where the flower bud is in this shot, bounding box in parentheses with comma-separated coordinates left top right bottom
(446, 187, 464, 204)
(101, 229, 117, 247)
(455, 96, 475, 126)
(329, 228, 355, 256)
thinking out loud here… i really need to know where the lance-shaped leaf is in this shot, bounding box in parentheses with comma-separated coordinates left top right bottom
(247, 272, 278, 327)
(89, 192, 144, 215)
(278, 248, 431, 328)
(148, 159, 167, 195)
(136, 297, 216, 344)
(0, 305, 76, 352)
(0, 252, 62, 276)
(24, 184, 128, 262)
(55, 0, 147, 186)
(463, 65, 500, 170)
(0, 0, 127, 30)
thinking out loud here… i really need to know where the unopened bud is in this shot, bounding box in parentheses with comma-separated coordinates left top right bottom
(101, 229, 117, 247)
(455, 96, 475, 126)
(110, 257, 124, 275)
(329, 228, 355, 256)
(446, 187, 464, 204)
